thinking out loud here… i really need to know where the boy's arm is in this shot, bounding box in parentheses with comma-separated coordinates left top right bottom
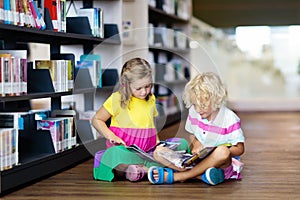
(229, 142, 244, 157)
(190, 135, 203, 154)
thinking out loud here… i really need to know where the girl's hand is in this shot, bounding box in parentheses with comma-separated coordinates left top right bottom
(109, 135, 126, 146)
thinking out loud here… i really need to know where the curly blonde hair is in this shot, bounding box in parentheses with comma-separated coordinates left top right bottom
(182, 72, 227, 111)
(118, 58, 153, 108)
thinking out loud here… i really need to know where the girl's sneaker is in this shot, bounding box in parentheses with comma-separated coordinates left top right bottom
(201, 167, 224, 185)
(125, 165, 145, 182)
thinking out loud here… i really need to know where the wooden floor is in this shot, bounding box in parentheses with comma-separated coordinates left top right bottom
(1, 112, 300, 200)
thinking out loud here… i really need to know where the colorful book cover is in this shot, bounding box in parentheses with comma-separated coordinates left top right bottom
(80, 54, 102, 88)
(44, 0, 58, 31)
(37, 119, 62, 153)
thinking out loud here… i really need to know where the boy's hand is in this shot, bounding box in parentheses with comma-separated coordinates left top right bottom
(190, 138, 203, 154)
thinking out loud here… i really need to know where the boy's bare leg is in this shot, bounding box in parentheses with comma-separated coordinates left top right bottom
(151, 145, 232, 182)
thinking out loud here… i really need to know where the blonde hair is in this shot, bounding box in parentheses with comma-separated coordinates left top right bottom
(118, 58, 153, 108)
(182, 72, 227, 111)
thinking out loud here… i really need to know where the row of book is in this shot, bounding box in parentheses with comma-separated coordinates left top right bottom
(0, 0, 105, 37)
(0, 0, 47, 29)
(148, 0, 192, 20)
(0, 109, 77, 171)
(148, 51, 189, 83)
(148, 24, 189, 50)
(0, 50, 27, 96)
(75, 7, 104, 38)
(0, 50, 103, 96)
(35, 59, 73, 92)
(37, 110, 76, 153)
(156, 93, 180, 115)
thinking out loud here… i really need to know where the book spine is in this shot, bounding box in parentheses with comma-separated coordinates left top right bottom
(10, 0, 18, 25)
(0, 57, 4, 96)
(0, 0, 4, 23)
(17, 0, 25, 26)
(60, 0, 66, 32)
(3, 0, 11, 24)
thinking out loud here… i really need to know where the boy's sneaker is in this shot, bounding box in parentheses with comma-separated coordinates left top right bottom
(201, 167, 224, 185)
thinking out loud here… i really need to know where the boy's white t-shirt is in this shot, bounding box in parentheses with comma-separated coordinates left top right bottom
(185, 105, 245, 147)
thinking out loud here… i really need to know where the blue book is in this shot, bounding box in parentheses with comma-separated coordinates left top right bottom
(80, 54, 102, 88)
(3, 0, 11, 24)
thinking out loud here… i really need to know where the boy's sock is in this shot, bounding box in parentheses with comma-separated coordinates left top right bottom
(201, 167, 224, 185)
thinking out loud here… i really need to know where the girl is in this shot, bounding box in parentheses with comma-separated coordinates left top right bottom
(92, 58, 189, 182)
(148, 72, 245, 185)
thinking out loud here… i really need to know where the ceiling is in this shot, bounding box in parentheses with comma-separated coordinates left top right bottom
(192, 0, 300, 28)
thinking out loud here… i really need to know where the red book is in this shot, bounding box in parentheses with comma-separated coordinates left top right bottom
(44, 0, 58, 31)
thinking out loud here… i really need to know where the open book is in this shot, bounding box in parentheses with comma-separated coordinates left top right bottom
(156, 146, 216, 168)
(126, 141, 180, 162)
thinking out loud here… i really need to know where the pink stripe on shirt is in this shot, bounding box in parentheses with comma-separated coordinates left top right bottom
(188, 115, 241, 135)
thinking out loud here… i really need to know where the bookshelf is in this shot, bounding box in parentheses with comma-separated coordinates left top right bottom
(0, 0, 193, 195)
(148, 1, 192, 127)
(0, 0, 121, 195)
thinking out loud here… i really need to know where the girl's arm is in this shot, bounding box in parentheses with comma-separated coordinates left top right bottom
(229, 142, 244, 157)
(92, 106, 126, 145)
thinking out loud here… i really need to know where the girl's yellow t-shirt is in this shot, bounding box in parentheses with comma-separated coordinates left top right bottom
(103, 92, 158, 129)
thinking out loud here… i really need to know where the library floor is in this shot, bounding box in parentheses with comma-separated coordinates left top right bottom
(1, 111, 300, 200)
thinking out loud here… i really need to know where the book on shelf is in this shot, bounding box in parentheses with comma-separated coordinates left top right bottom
(3, 0, 11, 24)
(0, 1, 4, 23)
(17, 0, 25, 26)
(77, 7, 104, 38)
(51, 109, 76, 149)
(10, 0, 18, 25)
(0, 128, 18, 171)
(44, 0, 57, 31)
(60, 0, 66, 32)
(126, 140, 181, 163)
(76, 54, 101, 88)
(0, 112, 29, 171)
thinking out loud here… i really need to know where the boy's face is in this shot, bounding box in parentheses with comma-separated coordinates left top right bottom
(130, 77, 152, 100)
(191, 94, 214, 120)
